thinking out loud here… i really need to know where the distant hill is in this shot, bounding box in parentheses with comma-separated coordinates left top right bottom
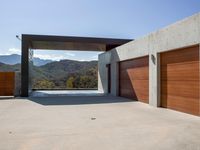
(0, 62, 4, 65)
(40, 59, 97, 78)
(0, 61, 21, 72)
(0, 59, 98, 89)
(0, 54, 53, 66)
(33, 57, 53, 66)
(0, 54, 21, 65)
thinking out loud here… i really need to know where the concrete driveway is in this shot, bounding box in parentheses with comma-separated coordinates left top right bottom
(0, 96, 200, 150)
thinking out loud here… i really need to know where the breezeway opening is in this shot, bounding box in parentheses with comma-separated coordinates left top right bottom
(31, 49, 101, 91)
(21, 34, 131, 96)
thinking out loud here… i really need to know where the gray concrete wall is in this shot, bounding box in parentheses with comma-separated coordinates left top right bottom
(98, 51, 111, 93)
(98, 12, 200, 107)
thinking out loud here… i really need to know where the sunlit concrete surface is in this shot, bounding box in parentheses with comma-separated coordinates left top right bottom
(0, 96, 200, 150)
(31, 90, 104, 97)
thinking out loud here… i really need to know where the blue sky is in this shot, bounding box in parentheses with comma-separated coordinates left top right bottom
(0, 0, 200, 61)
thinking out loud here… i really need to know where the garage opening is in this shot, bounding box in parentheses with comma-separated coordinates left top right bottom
(160, 45, 200, 116)
(119, 56, 149, 103)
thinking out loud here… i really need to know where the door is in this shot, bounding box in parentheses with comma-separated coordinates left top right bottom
(119, 56, 149, 103)
(160, 45, 199, 116)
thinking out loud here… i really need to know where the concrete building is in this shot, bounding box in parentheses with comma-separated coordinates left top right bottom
(98, 13, 200, 116)
(21, 13, 200, 116)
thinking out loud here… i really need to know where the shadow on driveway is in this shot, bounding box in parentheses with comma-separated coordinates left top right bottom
(27, 96, 134, 106)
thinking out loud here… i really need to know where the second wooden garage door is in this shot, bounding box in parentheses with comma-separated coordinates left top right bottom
(161, 45, 199, 116)
(119, 56, 149, 103)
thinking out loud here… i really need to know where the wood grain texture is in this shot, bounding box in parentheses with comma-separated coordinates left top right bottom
(0, 72, 15, 96)
(160, 45, 199, 116)
(119, 56, 149, 103)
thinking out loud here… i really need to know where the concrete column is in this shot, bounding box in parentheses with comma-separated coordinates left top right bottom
(98, 54, 108, 93)
(98, 64, 107, 93)
(111, 61, 119, 96)
(21, 36, 29, 97)
(28, 49, 34, 94)
(149, 52, 160, 107)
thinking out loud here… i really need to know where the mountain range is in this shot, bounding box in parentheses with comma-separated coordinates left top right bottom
(0, 54, 53, 66)
(0, 56, 98, 89)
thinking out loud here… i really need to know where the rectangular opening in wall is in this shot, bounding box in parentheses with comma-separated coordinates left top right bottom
(31, 50, 102, 90)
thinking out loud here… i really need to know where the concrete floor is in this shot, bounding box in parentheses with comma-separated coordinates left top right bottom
(0, 96, 200, 150)
(31, 90, 104, 97)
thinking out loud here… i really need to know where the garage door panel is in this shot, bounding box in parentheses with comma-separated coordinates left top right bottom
(161, 81, 199, 99)
(119, 70, 131, 80)
(161, 45, 199, 116)
(120, 67, 149, 80)
(120, 88, 137, 99)
(120, 88, 148, 101)
(130, 80, 149, 93)
(119, 79, 134, 89)
(120, 57, 148, 70)
(120, 80, 149, 100)
(119, 56, 149, 103)
(161, 46, 199, 65)
(161, 61, 199, 81)
(128, 67, 149, 80)
(133, 90, 149, 102)
(161, 94, 199, 115)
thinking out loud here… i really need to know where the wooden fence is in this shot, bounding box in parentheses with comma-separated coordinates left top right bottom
(0, 72, 15, 96)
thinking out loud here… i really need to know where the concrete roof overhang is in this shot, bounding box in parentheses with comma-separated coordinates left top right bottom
(22, 34, 132, 51)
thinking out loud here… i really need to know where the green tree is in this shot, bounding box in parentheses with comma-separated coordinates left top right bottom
(33, 80, 55, 89)
(66, 77, 74, 88)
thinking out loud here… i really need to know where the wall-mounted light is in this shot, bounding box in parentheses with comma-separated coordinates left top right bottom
(151, 54, 156, 65)
(16, 35, 21, 41)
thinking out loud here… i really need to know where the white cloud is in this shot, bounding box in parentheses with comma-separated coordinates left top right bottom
(33, 51, 76, 61)
(0, 48, 21, 55)
(90, 55, 98, 60)
(8, 48, 21, 54)
(0, 48, 100, 62)
(64, 52, 75, 57)
(79, 59, 86, 61)
(34, 54, 68, 61)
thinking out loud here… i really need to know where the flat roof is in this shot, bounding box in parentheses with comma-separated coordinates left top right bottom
(22, 34, 133, 51)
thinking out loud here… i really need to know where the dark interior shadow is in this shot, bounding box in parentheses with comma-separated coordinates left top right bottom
(28, 95, 134, 106)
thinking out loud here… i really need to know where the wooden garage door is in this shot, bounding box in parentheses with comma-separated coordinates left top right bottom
(0, 72, 15, 96)
(161, 45, 199, 116)
(119, 56, 149, 103)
